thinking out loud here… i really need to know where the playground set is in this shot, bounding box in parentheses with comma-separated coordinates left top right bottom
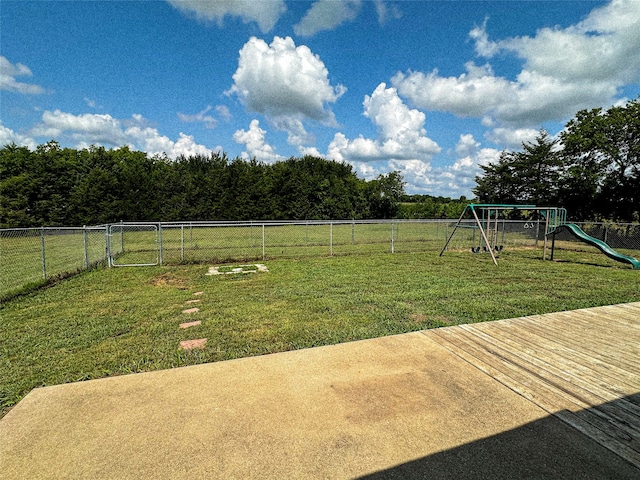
(440, 203, 640, 269)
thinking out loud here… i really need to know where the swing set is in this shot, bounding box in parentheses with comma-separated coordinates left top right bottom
(439, 204, 566, 266)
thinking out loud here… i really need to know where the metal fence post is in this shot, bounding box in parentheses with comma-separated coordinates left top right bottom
(106, 225, 111, 268)
(181, 225, 184, 262)
(41, 227, 46, 279)
(391, 222, 395, 253)
(330, 222, 333, 256)
(352, 219, 355, 244)
(262, 224, 265, 260)
(83, 225, 89, 268)
(158, 223, 163, 266)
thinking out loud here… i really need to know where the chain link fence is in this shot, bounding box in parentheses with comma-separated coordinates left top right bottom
(2, 220, 639, 299)
(0, 226, 112, 299)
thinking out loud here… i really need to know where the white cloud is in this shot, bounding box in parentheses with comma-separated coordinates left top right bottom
(215, 105, 232, 122)
(329, 83, 440, 163)
(298, 145, 324, 158)
(233, 119, 285, 163)
(432, 135, 501, 198)
(374, 0, 402, 24)
(326, 83, 446, 194)
(229, 36, 345, 142)
(0, 56, 44, 95)
(177, 105, 218, 129)
(454, 133, 480, 158)
(32, 110, 128, 145)
(392, 0, 640, 127)
(484, 127, 540, 149)
(392, 62, 514, 119)
(272, 116, 314, 147)
(469, 18, 499, 58)
(167, 0, 286, 32)
(230, 36, 345, 121)
(27, 109, 214, 158)
(340, 132, 500, 198)
(83, 97, 103, 109)
(0, 123, 38, 150)
(294, 0, 361, 36)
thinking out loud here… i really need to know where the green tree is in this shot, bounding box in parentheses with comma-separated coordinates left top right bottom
(560, 98, 640, 220)
(474, 130, 562, 206)
(365, 171, 405, 218)
(0, 144, 36, 227)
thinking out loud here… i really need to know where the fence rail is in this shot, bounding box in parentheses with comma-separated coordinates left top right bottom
(2, 219, 639, 299)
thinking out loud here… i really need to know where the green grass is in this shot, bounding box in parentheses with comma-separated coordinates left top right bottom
(2, 248, 640, 418)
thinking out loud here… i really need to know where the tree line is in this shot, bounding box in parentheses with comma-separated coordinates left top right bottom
(474, 97, 640, 221)
(1, 143, 432, 228)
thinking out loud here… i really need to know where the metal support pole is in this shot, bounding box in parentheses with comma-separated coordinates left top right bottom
(352, 219, 355, 244)
(106, 225, 111, 268)
(543, 212, 550, 261)
(83, 226, 89, 268)
(158, 223, 163, 266)
(181, 225, 184, 262)
(330, 222, 333, 256)
(41, 227, 46, 279)
(262, 224, 265, 260)
(391, 222, 395, 253)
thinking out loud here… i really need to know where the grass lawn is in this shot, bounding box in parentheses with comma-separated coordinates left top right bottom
(2, 248, 639, 418)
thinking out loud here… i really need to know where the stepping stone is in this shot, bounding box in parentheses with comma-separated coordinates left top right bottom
(182, 307, 199, 314)
(179, 320, 202, 329)
(193, 291, 204, 296)
(179, 338, 207, 350)
(185, 299, 201, 304)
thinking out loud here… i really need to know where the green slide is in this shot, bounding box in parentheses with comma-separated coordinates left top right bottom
(557, 223, 640, 269)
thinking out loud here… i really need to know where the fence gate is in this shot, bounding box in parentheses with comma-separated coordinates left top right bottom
(108, 224, 160, 267)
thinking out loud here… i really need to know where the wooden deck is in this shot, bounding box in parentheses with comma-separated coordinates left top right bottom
(426, 302, 640, 469)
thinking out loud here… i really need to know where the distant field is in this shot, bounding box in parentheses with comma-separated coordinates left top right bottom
(2, 248, 639, 418)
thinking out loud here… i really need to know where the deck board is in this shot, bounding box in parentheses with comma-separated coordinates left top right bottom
(424, 302, 640, 469)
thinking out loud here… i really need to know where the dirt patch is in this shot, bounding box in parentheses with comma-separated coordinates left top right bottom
(149, 272, 189, 288)
(433, 315, 455, 325)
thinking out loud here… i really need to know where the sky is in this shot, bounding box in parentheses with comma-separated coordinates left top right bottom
(1, 0, 639, 198)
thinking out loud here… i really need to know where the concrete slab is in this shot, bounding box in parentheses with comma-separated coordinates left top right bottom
(1, 331, 638, 479)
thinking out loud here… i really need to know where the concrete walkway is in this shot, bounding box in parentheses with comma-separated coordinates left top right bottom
(1, 305, 639, 479)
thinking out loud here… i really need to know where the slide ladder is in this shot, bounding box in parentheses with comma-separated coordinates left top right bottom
(554, 223, 640, 270)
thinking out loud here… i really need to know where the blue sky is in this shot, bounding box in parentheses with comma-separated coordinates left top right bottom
(2, 0, 639, 197)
